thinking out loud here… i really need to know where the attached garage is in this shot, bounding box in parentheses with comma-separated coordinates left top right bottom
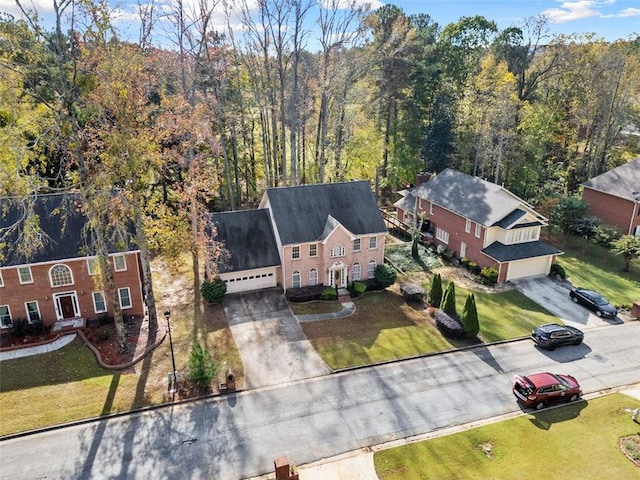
(482, 240, 563, 283)
(220, 267, 278, 294)
(506, 256, 551, 282)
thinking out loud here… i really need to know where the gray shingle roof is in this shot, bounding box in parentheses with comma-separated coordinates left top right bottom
(481, 241, 562, 263)
(265, 181, 388, 245)
(209, 209, 280, 272)
(581, 158, 640, 201)
(1, 193, 137, 267)
(411, 169, 543, 227)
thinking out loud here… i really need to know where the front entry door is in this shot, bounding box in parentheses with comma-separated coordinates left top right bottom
(55, 293, 79, 320)
(334, 269, 342, 288)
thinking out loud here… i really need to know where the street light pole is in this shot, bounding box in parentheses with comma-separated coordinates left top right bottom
(164, 310, 178, 399)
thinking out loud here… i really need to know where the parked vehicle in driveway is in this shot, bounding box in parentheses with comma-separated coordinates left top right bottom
(513, 372, 582, 410)
(531, 323, 584, 350)
(569, 288, 618, 318)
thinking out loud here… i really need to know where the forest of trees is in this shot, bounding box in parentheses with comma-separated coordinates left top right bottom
(1, 1, 639, 347)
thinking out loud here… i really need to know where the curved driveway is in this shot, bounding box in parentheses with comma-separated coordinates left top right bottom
(222, 289, 330, 389)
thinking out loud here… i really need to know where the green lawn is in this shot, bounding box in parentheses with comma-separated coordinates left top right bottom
(375, 393, 640, 479)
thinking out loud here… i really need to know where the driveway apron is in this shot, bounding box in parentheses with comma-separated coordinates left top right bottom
(222, 289, 330, 389)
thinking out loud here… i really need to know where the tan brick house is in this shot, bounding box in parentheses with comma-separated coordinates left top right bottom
(395, 169, 562, 283)
(210, 181, 388, 293)
(580, 157, 640, 236)
(0, 194, 145, 332)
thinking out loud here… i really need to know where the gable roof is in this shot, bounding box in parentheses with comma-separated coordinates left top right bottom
(409, 169, 545, 227)
(581, 158, 640, 201)
(1, 193, 137, 267)
(209, 209, 280, 273)
(263, 181, 387, 245)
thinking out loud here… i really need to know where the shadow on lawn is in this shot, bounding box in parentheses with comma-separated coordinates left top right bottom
(528, 399, 589, 430)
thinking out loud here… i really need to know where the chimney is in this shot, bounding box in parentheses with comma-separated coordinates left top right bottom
(416, 172, 432, 186)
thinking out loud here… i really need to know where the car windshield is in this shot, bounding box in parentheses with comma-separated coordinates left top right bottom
(594, 296, 609, 306)
(552, 374, 571, 387)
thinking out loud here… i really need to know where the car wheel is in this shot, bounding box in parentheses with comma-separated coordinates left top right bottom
(535, 402, 545, 410)
(573, 339, 582, 346)
(572, 296, 579, 303)
(596, 310, 603, 317)
(546, 345, 555, 351)
(570, 394, 579, 402)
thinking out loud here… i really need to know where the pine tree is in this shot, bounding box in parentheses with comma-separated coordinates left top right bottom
(441, 280, 457, 316)
(461, 293, 479, 338)
(429, 273, 443, 308)
(187, 342, 218, 390)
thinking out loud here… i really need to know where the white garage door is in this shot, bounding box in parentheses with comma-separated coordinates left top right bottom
(506, 257, 551, 281)
(221, 268, 278, 294)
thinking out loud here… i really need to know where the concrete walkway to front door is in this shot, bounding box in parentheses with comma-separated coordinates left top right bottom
(222, 289, 331, 389)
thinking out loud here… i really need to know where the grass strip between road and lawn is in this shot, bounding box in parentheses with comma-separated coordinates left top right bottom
(374, 393, 640, 479)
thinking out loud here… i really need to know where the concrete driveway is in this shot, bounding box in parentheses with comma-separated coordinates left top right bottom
(222, 288, 330, 389)
(513, 276, 622, 330)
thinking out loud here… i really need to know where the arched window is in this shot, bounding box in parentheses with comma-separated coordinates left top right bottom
(292, 271, 301, 288)
(367, 260, 377, 278)
(352, 263, 361, 281)
(49, 264, 73, 287)
(331, 244, 345, 258)
(309, 269, 318, 286)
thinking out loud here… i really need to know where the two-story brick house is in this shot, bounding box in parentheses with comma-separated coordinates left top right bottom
(0, 194, 145, 333)
(210, 181, 388, 293)
(395, 169, 562, 283)
(581, 157, 640, 236)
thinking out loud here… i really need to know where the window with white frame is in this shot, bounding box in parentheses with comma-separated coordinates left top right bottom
(352, 263, 361, 281)
(25, 301, 40, 323)
(429, 202, 434, 215)
(292, 246, 300, 260)
(49, 264, 73, 287)
(367, 260, 376, 278)
(0, 270, 3, 287)
(113, 254, 127, 272)
(418, 198, 423, 210)
(475, 223, 481, 238)
(309, 269, 318, 286)
(465, 219, 471, 233)
(435, 227, 449, 244)
(369, 236, 377, 249)
(331, 244, 345, 258)
(87, 257, 99, 275)
(18, 266, 33, 284)
(92, 292, 107, 313)
(353, 238, 361, 252)
(118, 287, 132, 309)
(292, 271, 301, 288)
(309, 244, 317, 257)
(0, 305, 12, 328)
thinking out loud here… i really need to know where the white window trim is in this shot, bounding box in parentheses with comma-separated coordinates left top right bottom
(292, 245, 300, 260)
(309, 244, 317, 258)
(113, 254, 127, 272)
(0, 270, 4, 287)
(331, 244, 345, 258)
(367, 260, 377, 278)
(436, 227, 449, 244)
(18, 266, 33, 285)
(25, 301, 41, 324)
(92, 291, 108, 313)
(118, 287, 132, 309)
(465, 219, 471, 233)
(353, 238, 361, 252)
(369, 236, 377, 249)
(429, 202, 434, 215)
(309, 269, 318, 286)
(87, 257, 99, 275)
(49, 264, 74, 288)
(0, 305, 12, 328)
(352, 263, 361, 281)
(475, 223, 481, 238)
(292, 271, 301, 288)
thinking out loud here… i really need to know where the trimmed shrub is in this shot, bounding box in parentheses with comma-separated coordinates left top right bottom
(549, 263, 566, 280)
(461, 293, 480, 338)
(348, 281, 367, 297)
(10, 318, 28, 337)
(320, 287, 338, 300)
(433, 309, 466, 340)
(460, 257, 470, 268)
(374, 264, 397, 289)
(201, 278, 227, 303)
(187, 341, 218, 390)
(480, 267, 498, 285)
(436, 244, 452, 260)
(400, 282, 425, 303)
(429, 273, 443, 308)
(469, 262, 481, 274)
(286, 285, 325, 302)
(441, 281, 457, 316)
(364, 278, 384, 291)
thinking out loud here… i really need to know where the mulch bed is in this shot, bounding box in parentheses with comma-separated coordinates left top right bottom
(83, 315, 152, 366)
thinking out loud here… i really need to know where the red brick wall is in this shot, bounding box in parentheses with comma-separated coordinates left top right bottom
(582, 188, 638, 235)
(0, 252, 145, 328)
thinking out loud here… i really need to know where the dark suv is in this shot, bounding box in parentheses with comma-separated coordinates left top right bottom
(531, 323, 584, 350)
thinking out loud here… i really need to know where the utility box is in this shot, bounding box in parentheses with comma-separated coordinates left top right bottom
(225, 369, 236, 390)
(632, 301, 640, 319)
(274, 456, 298, 480)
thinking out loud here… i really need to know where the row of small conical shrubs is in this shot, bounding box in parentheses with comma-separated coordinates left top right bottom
(429, 273, 479, 339)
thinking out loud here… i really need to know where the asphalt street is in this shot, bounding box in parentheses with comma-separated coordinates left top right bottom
(1, 321, 639, 480)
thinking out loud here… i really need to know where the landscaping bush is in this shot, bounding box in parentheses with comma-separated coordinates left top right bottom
(10, 318, 28, 338)
(432, 309, 466, 340)
(320, 287, 338, 300)
(364, 278, 384, 291)
(461, 293, 480, 338)
(480, 267, 499, 284)
(549, 263, 566, 280)
(460, 257, 470, 268)
(374, 263, 397, 288)
(286, 285, 326, 302)
(201, 277, 227, 303)
(400, 282, 425, 303)
(348, 281, 367, 297)
(429, 273, 443, 308)
(469, 262, 482, 274)
(436, 244, 452, 260)
(187, 341, 218, 390)
(441, 281, 457, 316)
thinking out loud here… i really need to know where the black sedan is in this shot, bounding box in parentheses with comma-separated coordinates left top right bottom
(531, 323, 584, 350)
(569, 288, 618, 318)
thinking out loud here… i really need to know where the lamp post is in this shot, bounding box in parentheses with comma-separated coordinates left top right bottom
(164, 309, 178, 399)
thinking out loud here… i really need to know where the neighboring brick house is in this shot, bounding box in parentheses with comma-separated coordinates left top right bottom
(395, 169, 562, 283)
(210, 181, 388, 294)
(580, 157, 640, 236)
(0, 194, 145, 333)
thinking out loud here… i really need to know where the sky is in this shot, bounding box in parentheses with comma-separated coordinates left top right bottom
(0, 0, 638, 43)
